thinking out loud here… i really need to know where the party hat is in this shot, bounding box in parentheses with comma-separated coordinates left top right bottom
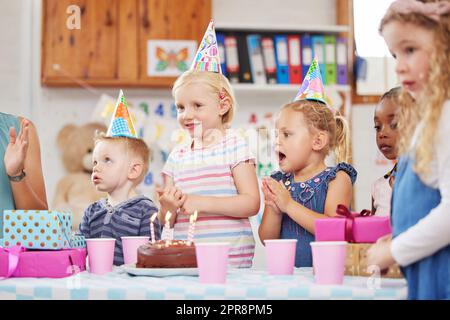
(294, 57, 327, 105)
(190, 19, 222, 73)
(106, 90, 137, 138)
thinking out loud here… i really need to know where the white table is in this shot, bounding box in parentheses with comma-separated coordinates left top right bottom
(0, 267, 407, 300)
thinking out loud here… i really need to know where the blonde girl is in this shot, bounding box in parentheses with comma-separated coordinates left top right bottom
(258, 97, 357, 267)
(160, 70, 260, 268)
(367, 0, 450, 300)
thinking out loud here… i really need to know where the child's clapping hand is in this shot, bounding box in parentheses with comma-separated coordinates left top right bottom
(157, 186, 186, 215)
(261, 178, 281, 214)
(262, 177, 293, 213)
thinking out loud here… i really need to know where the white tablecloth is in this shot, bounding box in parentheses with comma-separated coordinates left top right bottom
(0, 267, 407, 300)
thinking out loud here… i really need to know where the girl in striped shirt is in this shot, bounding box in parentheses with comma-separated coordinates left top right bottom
(160, 70, 260, 268)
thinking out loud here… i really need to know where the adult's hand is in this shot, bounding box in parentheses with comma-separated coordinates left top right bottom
(4, 119, 29, 177)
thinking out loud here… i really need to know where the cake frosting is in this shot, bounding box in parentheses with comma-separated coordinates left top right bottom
(136, 240, 197, 268)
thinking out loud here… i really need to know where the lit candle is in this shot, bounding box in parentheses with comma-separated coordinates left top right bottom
(187, 210, 198, 246)
(164, 211, 172, 247)
(150, 212, 158, 244)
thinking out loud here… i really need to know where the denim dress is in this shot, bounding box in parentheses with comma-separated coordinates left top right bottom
(392, 156, 450, 299)
(271, 162, 357, 267)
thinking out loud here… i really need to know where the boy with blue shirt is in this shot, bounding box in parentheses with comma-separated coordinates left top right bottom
(79, 91, 161, 265)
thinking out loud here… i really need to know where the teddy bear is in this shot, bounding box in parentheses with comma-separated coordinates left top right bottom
(52, 122, 107, 231)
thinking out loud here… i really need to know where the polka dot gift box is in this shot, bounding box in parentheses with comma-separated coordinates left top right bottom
(2, 210, 81, 250)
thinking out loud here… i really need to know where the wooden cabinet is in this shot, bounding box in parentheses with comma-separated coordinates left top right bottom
(41, 0, 211, 87)
(138, 0, 211, 86)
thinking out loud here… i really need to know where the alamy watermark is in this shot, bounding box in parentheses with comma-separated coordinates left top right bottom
(66, 5, 81, 30)
(65, 265, 82, 289)
(366, 264, 382, 290)
(168, 125, 277, 169)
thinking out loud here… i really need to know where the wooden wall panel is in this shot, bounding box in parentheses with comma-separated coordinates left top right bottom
(41, 0, 214, 87)
(118, 0, 139, 81)
(138, 0, 212, 86)
(42, 0, 120, 84)
(86, 0, 119, 78)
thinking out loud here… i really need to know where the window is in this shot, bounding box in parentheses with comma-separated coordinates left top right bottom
(353, 0, 398, 97)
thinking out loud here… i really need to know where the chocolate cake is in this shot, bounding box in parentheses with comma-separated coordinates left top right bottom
(136, 240, 197, 268)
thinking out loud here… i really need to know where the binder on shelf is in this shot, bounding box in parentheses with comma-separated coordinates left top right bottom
(287, 35, 302, 84)
(311, 35, 326, 83)
(237, 34, 253, 83)
(274, 35, 289, 84)
(337, 37, 348, 85)
(261, 36, 277, 84)
(224, 35, 240, 83)
(301, 34, 313, 79)
(216, 32, 227, 77)
(324, 35, 337, 85)
(247, 34, 267, 84)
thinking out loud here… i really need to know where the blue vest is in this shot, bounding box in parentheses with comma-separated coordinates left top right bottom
(392, 156, 450, 299)
(0, 113, 20, 238)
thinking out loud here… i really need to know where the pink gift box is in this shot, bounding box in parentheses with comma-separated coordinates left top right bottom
(0, 247, 86, 278)
(315, 205, 392, 243)
(315, 218, 346, 241)
(352, 216, 392, 243)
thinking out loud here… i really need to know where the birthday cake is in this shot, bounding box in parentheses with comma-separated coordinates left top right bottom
(136, 240, 197, 268)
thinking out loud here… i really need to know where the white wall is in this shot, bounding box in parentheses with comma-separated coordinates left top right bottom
(0, 0, 31, 117)
(2, 0, 390, 268)
(213, 0, 336, 26)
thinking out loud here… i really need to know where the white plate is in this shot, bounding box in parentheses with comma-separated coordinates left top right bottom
(121, 264, 198, 277)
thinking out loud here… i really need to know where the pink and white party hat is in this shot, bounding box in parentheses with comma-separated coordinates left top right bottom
(190, 19, 222, 73)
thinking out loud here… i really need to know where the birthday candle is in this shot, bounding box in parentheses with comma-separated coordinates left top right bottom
(164, 211, 172, 247)
(187, 210, 198, 246)
(150, 212, 158, 244)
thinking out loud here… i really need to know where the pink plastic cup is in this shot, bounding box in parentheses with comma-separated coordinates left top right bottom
(121, 236, 149, 265)
(195, 242, 230, 284)
(86, 238, 116, 275)
(264, 239, 297, 275)
(310, 241, 347, 285)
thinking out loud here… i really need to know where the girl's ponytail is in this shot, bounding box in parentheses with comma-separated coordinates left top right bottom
(334, 113, 351, 163)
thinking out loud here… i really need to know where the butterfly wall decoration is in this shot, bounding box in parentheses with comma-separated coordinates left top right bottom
(155, 47, 189, 72)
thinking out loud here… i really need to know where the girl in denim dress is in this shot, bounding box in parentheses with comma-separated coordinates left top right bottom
(258, 59, 357, 267)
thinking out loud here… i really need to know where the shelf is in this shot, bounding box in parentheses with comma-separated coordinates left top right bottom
(231, 83, 351, 93)
(215, 23, 349, 34)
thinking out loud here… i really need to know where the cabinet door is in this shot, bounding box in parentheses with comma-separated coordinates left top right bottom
(42, 0, 128, 86)
(138, 0, 212, 86)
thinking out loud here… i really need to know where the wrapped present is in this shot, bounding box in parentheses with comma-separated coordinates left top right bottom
(314, 218, 346, 241)
(315, 205, 392, 243)
(70, 234, 86, 248)
(345, 243, 403, 279)
(0, 246, 86, 278)
(2, 210, 73, 250)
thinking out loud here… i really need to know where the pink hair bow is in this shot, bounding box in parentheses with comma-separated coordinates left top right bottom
(388, 0, 450, 22)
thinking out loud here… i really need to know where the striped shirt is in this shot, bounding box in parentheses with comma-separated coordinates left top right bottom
(162, 130, 256, 268)
(79, 195, 161, 266)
